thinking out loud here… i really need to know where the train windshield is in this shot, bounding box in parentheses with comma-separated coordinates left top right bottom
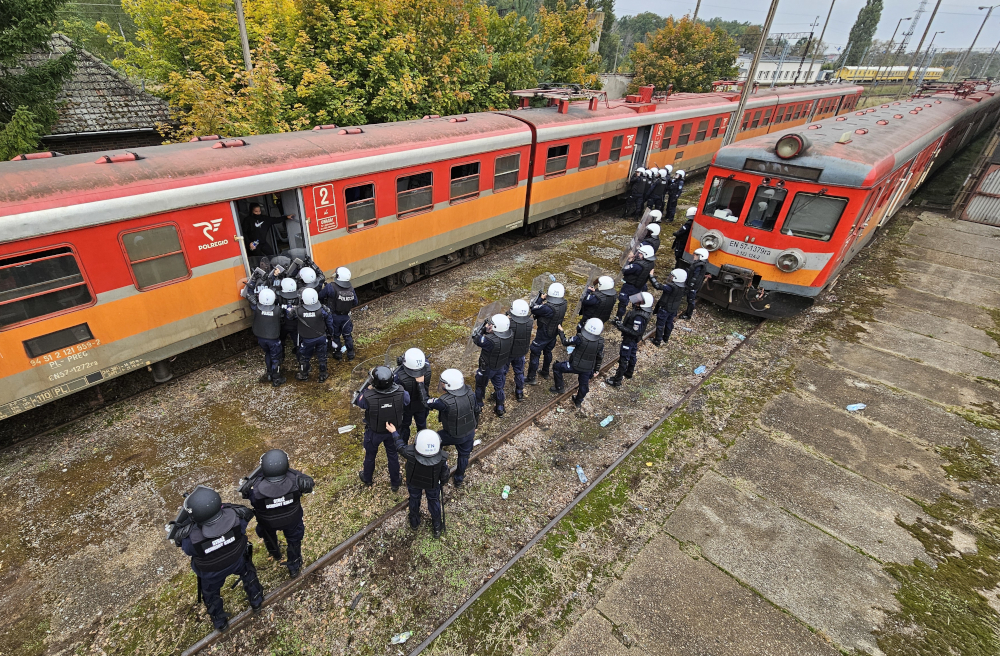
(745, 186, 787, 231)
(781, 193, 849, 241)
(703, 177, 750, 222)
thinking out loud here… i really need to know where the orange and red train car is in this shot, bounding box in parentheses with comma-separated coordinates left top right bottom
(0, 83, 863, 419)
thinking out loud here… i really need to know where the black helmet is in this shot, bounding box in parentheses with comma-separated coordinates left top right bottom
(260, 449, 289, 480)
(372, 365, 394, 391)
(184, 485, 222, 524)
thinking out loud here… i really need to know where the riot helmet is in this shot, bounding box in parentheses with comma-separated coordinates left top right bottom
(647, 223, 661, 237)
(335, 267, 352, 287)
(184, 485, 223, 524)
(440, 368, 465, 391)
(301, 287, 321, 310)
(676, 169, 686, 179)
(371, 365, 394, 391)
(299, 268, 317, 285)
(638, 244, 655, 260)
(491, 314, 511, 334)
(280, 278, 298, 294)
(649, 210, 662, 223)
(509, 299, 530, 317)
(694, 248, 710, 260)
(686, 206, 697, 218)
(403, 348, 425, 374)
(547, 282, 565, 298)
(415, 430, 441, 457)
(584, 318, 604, 336)
(664, 165, 673, 175)
(671, 268, 688, 284)
(260, 449, 290, 480)
(639, 292, 654, 309)
(596, 276, 615, 291)
(258, 288, 276, 306)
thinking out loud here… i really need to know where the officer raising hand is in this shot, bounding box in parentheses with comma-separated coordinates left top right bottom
(388, 424, 451, 538)
(354, 366, 409, 491)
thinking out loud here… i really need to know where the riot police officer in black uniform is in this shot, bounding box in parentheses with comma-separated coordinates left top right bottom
(551, 318, 605, 408)
(665, 169, 685, 221)
(245, 286, 285, 387)
(505, 300, 533, 402)
(420, 369, 477, 487)
(577, 275, 617, 333)
(642, 221, 662, 254)
(525, 282, 567, 385)
(624, 167, 647, 218)
(388, 425, 451, 538)
(394, 348, 431, 443)
(353, 366, 408, 490)
(673, 208, 696, 269)
(647, 170, 668, 213)
(291, 287, 335, 382)
(650, 268, 687, 347)
(319, 266, 358, 361)
(616, 244, 655, 320)
(168, 485, 262, 631)
(239, 449, 314, 578)
(606, 292, 654, 387)
(473, 313, 514, 417)
(682, 248, 711, 320)
(277, 276, 300, 364)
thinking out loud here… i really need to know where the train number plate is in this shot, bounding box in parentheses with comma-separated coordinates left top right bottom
(312, 184, 340, 232)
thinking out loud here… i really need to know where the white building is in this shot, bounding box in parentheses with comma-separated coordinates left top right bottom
(736, 54, 824, 85)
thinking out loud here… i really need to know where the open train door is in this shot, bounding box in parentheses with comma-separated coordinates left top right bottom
(629, 125, 653, 178)
(230, 188, 313, 276)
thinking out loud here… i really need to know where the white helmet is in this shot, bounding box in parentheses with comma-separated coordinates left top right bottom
(299, 267, 317, 285)
(694, 247, 710, 260)
(403, 347, 425, 371)
(335, 267, 351, 283)
(645, 169, 654, 178)
(280, 278, 297, 293)
(636, 167, 646, 175)
(671, 268, 688, 284)
(686, 206, 697, 218)
(491, 314, 511, 333)
(638, 244, 655, 260)
(597, 276, 615, 291)
(664, 165, 673, 174)
(649, 210, 662, 222)
(258, 288, 276, 305)
(301, 287, 320, 307)
(547, 282, 565, 298)
(639, 292, 654, 309)
(584, 318, 604, 336)
(510, 299, 530, 317)
(650, 167, 659, 176)
(415, 429, 441, 457)
(676, 169, 686, 178)
(659, 169, 668, 178)
(440, 368, 465, 391)
(647, 223, 660, 237)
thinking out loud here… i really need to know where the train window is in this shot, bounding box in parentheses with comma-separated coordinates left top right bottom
(397, 171, 434, 218)
(745, 186, 787, 231)
(741, 112, 751, 131)
(676, 123, 692, 146)
(703, 177, 751, 222)
(609, 135, 624, 161)
(781, 193, 849, 241)
(450, 162, 480, 203)
(545, 144, 569, 178)
(750, 111, 762, 129)
(694, 120, 709, 143)
(345, 183, 377, 231)
(659, 127, 673, 150)
(121, 225, 190, 290)
(792, 104, 802, 120)
(579, 139, 601, 170)
(0, 247, 93, 329)
(493, 153, 521, 191)
(711, 118, 723, 138)
(761, 109, 772, 126)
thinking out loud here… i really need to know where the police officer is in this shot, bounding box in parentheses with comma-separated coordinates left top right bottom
(616, 244, 655, 320)
(682, 248, 711, 320)
(388, 425, 450, 538)
(525, 282, 567, 385)
(419, 369, 477, 488)
(673, 208, 696, 269)
(239, 449, 314, 578)
(505, 299, 533, 402)
(606, 291, 653, 387)
(277, 277, 299, 364)
(395, 348, 431, 443)
(320, 267, 357, 361)
(290, 287, 335, 382)
(649, 268, 687, 347)
(551, 318, 605, 408)
(647, 169, 668, 212)
(473, 313, 513, 417)
(577, 275, 617, 333)
(643, 221, 662, 254)
(353, 366, 408, 491)
(298, 266, 321, 291)
(665, 169, 685, 221)
(169, 485, 262, 631)
(245, 287, 285, 387)
(625, 168, 648, 218)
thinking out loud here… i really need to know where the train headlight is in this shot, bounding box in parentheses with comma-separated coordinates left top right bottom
(775, 134, 811, 159)
(775, 248, 806, 273)
(701, 230, 724, 252)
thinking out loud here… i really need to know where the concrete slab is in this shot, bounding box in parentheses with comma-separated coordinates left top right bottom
(860, 323, 1000, 380)
(899, 244, 1000, 279)
(899, 270, 1000, 308)
(595, 535, 839, 656)
(718, 429, 929, 564)
(873, 305, 999, 355)
(827, 340, 998, 408)
(904, 223, 1000, 261)
(665, 471, 899, 655)
(761, 392, 964, 502)
(880, 286, 995, 327)
(915, 212, 1000, 239)
(898, 258, 1000, 295)
(549, 609, 647, 656)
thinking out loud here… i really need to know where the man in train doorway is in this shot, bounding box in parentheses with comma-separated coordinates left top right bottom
(682, 248, 711, 320)
(320, 267, 358, 361)
(242, 203, 291, 261)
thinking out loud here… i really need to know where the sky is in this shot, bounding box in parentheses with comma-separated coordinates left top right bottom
(613, 0, 994, 53)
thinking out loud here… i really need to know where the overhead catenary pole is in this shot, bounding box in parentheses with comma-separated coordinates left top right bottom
(693, 0, 702, 22)
(872, 17, 910, 90)
(978, 36, 1000, 77)
(897, 0, 942, 98)
(722, 0, 781, 146)
(234, 0, 253, 74)
(804, 0, 836, 85)
(951, 4, 997, 81)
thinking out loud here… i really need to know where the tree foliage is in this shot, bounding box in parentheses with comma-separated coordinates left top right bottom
(535, 0, 600, 86)
(628, 16, 738, 93)
(0, 105, 44, 159)
(840, 0, 883, 66)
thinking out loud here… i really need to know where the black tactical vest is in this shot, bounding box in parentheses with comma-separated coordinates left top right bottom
(623, 260, 654, 288)
(623, 308, 652, 341)
(252, 474, 302, 528)
(509, 315, 533, 358)
(331, 285, 356, 315)
(569, 332, 603, 372)
(479, 331, 513, 370)
(364, 387, 406, 434)
(630, 178, 648, 199)
(439, 386, 477, 437)
(650, 179, 668, 202)
(657, 283, 686, 314)
(538, 298, 567, 336)
(296, 306, 327, 340)
(582, 290, 616, 323)
(644, 234, 661, 253)
(189, 507, 246, 572)
(688, 261, 707, 290)
(397, 365, 431, 404)
(252, 304, 281, 340)
(405, 452, 448, 490)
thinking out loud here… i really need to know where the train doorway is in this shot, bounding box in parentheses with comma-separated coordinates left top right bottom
(230, 189, 312, 273)
(630, 125, 653, 177)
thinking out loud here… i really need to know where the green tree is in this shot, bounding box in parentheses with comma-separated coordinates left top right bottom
(0, 105, 44, 159)
(627, 16, 738, 93)
(535, 0, 600, 85)
(840, 0, 882, 66)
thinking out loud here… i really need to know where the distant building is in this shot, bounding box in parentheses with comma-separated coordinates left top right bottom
(22, 35, 172, 155)
(736, 54, 824, 85)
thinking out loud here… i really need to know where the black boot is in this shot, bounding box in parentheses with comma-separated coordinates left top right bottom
(525, 374, 539, 386)
(624, 361, 636, 379)
(539, 367, 550, 379)
(495, 404, 505, 417)
(652, 339, 662, 347)
(515, 389, 524, 401)
(295, 367, 309, 381)
(332, 349, 342, 361)
(272, 367, 286, 387)
(212, 613, 230, 632)
(549, 384, 565, 394)
(346, 349, 356, 361)
(318, 370, 328, 383)
(258, 373, 272, 384)
(571, 394, 583, 408)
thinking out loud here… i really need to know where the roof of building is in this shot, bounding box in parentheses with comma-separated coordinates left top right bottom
(20, 34, 171, 136)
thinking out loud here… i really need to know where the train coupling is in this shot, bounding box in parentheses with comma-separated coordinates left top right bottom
(716, 264, 756, 290)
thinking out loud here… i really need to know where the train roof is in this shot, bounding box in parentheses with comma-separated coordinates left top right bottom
(712, 88, 1000, 188)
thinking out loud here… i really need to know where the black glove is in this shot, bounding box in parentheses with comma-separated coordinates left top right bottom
(297, 474, 315, 494)
(232, 505, 255, 522)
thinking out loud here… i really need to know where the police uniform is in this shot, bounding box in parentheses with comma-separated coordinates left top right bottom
(665, 176, 684, 220)
(420, 384, 478, 486)
(650, 275, 686, 345)
(505, 312, 533, 400)
(319, 280, 358, 360)
(291, 302, 335, 379)
(246, 470, 313, 576)
(354, 386, 409, 488)
(577, 287, 616, 332)
(673, 220, 692, 269)
(642, 232, 661, 254)
(395, 361, 432, 443)
(474, 329, 513, 415)
(625, 174, 648, 218)
(526, 295, 567, 382)
(180, 505, 262, 630)
(553, 328, 604, 404)
(277, 283, 299, 362)
(647, 177, 668, 212)
(392, 430, 450, 531)
(683, 259, 708, 319)
(616, 257, 654, 320)
(247, 292, 282, 381)
(610, 305, 651, 383)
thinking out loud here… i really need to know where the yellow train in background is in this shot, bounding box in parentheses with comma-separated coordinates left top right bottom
(834, 65, 944, 82)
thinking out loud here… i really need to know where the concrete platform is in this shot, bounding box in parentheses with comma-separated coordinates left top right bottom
(879, 286, 995, 327)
